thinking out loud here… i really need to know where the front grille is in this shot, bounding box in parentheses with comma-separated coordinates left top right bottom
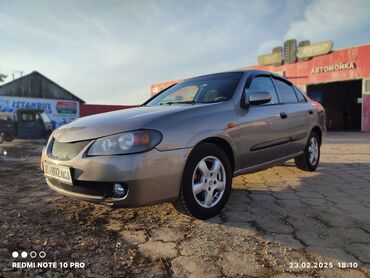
(51, 138, 90, 160)
(48, 178, 119, 197)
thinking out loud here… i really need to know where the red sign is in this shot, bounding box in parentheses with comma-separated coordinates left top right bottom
(56, 101, 77, 114)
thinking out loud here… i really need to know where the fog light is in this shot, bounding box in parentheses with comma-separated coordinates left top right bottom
(113, 183, 126, 197)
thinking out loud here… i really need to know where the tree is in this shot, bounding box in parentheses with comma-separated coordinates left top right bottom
(0, 73, 7, 83)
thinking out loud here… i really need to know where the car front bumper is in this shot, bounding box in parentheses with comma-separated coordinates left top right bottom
(41, 144, 192, 207)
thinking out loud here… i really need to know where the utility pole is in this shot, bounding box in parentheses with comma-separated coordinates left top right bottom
(12, 70, 23, 80)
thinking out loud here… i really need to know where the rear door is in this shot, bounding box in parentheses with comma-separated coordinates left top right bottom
(16, 111, 45, 139)
(272, 77, 312, 154)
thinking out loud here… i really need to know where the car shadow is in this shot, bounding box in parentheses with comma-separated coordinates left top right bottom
(213, 161, 370, 272)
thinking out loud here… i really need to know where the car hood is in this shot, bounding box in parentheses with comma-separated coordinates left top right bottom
(54, 105, 198, 142)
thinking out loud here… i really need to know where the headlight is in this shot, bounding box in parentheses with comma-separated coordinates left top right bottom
(87, 130, 162, 156)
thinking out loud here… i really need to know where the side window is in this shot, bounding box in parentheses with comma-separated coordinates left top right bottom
(273, 78, 298, 103)
(293, 85, 307, 103)
(247, 76, 279, 105)
(0, 116, 10, 122)
(20, 113, 35, 122)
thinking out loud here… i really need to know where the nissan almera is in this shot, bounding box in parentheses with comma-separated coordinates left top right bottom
(41, 70, 326, 219)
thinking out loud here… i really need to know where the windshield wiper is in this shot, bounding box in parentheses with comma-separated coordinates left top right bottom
(159, 101, 196, 105)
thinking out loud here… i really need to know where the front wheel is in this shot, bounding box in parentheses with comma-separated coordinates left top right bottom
(0, 133, 4, 144)
(295, 131, 320, 171)
(174, 143, 232, 219)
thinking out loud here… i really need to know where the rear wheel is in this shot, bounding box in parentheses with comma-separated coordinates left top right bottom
(174, 143, 232, 219)
(0, 133, 4, 144)
(295, 131, 320, 171)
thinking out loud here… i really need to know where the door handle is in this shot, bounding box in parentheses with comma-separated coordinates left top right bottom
(280, 112, 288, 119)
(308, 110, 314, 115)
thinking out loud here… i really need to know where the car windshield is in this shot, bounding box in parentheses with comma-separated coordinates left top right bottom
(146, 72, 242, 106)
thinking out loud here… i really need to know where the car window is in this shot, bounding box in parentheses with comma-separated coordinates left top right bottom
(35, 113, 44, 123)
(20, 113, 35, 122)
(247, 76, 279, 105)
(273, 78, 298, 103)
(40, 112, 51, 123)
(293, 85, 307, 103)
(0, 116, 10, 121)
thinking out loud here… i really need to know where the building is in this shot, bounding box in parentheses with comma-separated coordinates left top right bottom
(79, 104, 135, 117)
(0, 71, 131, 123)
(151, 43, 370, 132)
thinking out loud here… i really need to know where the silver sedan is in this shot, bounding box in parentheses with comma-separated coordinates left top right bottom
(41, 70, 326, 219)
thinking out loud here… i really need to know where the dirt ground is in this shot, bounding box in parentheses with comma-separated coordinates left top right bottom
(1, 132, 370, 277)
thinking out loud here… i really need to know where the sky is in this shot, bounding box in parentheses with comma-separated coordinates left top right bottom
(0, 0, 369, 105)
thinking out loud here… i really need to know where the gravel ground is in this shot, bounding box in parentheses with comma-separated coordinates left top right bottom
(1, 132, 370, 277)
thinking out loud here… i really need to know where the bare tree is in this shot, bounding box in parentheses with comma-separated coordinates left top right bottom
(0, 73, 7, 83)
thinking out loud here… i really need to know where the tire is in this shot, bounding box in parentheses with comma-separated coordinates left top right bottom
(174, 143, 232, 219)
(295, 131, 320, 171)
(0, 133, 4, 144)
(5, 136, 14, 142)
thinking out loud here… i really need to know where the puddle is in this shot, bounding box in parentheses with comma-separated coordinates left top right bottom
(0, 147, 8, 156)
(0, 140, 45, 161)
(0, 147, 29, 160)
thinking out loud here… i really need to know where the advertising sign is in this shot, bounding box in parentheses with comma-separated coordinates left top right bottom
(257, 39, 334, 66)
(257, 52, 283, 66)
(311, 62, 356, 74)
(0, 96, 79, 129)
(297, 40, 333, 59)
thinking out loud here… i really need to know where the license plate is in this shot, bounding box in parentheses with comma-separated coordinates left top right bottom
(43, 162, 73, 185)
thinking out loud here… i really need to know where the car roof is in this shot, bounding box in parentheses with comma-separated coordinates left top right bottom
(17, 108, 44, 112)
(184, 69, 288, 83)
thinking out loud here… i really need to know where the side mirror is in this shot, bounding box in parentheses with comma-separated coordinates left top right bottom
(248, 91, 272, 105)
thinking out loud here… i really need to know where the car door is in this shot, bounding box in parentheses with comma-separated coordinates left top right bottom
(233, 75, 291, 169)
(272, 77, 312, 155)
(0, 116, 16, 139)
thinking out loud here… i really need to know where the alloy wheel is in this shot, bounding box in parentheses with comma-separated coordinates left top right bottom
(191, 156, 226, 208)
(308, 137, 319, 165)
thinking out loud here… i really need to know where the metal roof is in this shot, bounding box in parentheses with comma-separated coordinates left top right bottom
(0, 71, 85, 103)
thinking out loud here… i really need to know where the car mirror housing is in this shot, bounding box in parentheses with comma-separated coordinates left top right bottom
(248, 91, 272, 105)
